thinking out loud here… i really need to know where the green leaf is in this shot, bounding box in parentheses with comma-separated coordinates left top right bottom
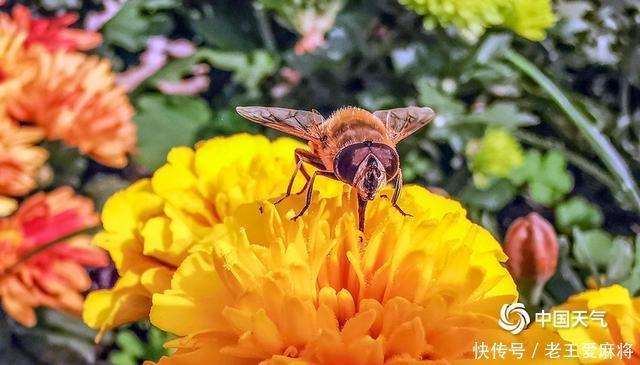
(116, 330, 145, 358)
(133, 94, 211, 170)
(464, 102, 537, 129)
(606, 237, 634, 283)
(510, 150, 573, 206)
(102, 0, 175, 52)
(573, 229, 613, 273)
(187, 3, 259, 50)
(620, 236, 640, 295)
(205, 49, 278, 98)
(509, 149, 541, 186)
(110, 351, 137, 365)
(197, 108, 260, 140)
(416, 78, 465, 119)
(572, 229, 633, 282)
(555, 197, 604, 234)
(145, 327, 173, 361)
(460, 179, 517, 211)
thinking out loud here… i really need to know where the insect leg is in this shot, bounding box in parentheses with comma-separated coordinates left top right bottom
(292, 170, 335, 221)
(293, 149, 325, 195)
(275, 149, 315, 204)
(390, 169, 413, 217)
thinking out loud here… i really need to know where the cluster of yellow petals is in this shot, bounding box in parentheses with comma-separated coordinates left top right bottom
(0, 116, 48, 216)
(83, 134, 335, 337)
(146, 175, 566, 364)
(0, 187, 108, 327)
(550, 285, 640, 364)
(0, 7, 135, 168)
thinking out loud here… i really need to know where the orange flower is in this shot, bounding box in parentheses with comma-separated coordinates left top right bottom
(0, 6, 135, 168)
(6, 47, 136, 167)
(0, 5, 101, 51)
(0, 187, 108, 327)
(0, 116, 48, 214)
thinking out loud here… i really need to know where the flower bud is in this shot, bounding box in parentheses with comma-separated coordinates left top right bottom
(505, 212, 559, 285)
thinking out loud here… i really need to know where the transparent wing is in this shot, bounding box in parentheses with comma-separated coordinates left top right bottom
(373, 106, 435, 142)
(236, 106, 325, 141)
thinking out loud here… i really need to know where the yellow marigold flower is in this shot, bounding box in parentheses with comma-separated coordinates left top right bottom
(148, 185, 568, 364)
(400, 0, 555, 41)
(552, 285, 640, 363)
(0, 116, 48, 213)
(83, 134, 341, 337)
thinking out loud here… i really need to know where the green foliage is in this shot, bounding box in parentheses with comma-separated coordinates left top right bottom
(555, 197, 604, 235)
(102, 0, 176, 52)
(573, 229, 634, 284)
(620, 236, 640, 295)
(0, 309, 101, 365)
(510, 150, 573, 206)
(134, 94, 211, 170)
(110, 326, 172, 365)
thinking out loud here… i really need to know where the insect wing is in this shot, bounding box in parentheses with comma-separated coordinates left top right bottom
(236, 106, 325, 141)
(373, 106, 435, 142)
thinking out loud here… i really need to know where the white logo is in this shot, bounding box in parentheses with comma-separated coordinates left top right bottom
(499, 303, 530, 335)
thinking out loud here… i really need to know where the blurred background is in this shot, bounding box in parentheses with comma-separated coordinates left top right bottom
(1, 0, 639, 364)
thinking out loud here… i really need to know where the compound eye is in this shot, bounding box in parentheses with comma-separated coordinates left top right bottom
(334, 144, 370, 183)
(369, 144, 399, 179)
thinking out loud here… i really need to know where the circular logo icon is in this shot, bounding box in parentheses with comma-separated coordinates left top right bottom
(498, 303, 530, 335)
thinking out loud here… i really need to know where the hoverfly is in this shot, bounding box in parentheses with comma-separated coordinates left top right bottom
(236, 106, 435, 232)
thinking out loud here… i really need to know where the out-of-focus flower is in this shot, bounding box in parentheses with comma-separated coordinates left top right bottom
(0, 5, 101, 51)
(551, 285, 640, 363)
(466, 128, 524, 189)
(0, 187, 108, 327)
(156, 64, 210, 95)
(503, 0, 557, 41)
(6, 47, 136, 168)
(85, 0, 126, 32)
(399, 0, 556, 41)
(0, 197, 17, 217)
(271, 67, 302, 99)
(83, 134, 341, 338)
(0, 117, 48, 212)
(116, 36, 197, 92)
(259, 0, 345, 54)
(0, 6, 135, 168)
(148, 185, 572, 364)
(504, 212, 558, 305)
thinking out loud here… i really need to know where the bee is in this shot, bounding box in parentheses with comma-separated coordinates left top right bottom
(236, 106, 435, 232)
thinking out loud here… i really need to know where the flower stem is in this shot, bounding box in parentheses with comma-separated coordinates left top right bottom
(504, 49, 640, 212)
(253, 3, 276, 53)
(1, 226, 99, 277)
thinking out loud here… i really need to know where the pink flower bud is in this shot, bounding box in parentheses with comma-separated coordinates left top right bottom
(505, 212, 559, 284)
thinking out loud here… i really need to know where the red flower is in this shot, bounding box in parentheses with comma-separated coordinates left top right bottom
(0, 5, 101, 52)
(0, 187, 108, 326)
